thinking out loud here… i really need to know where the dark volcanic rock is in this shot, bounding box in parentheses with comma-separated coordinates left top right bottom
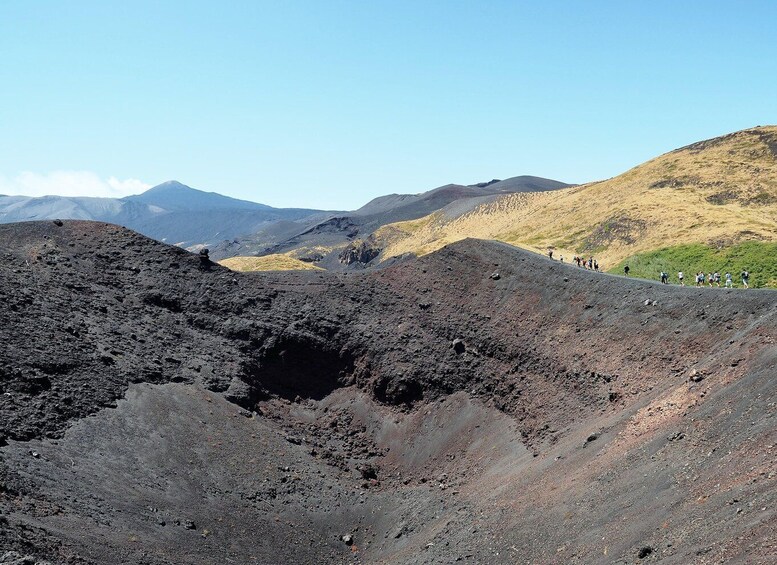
(338, 240, 381, 265)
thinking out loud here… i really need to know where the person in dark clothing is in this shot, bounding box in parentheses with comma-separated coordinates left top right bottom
(624, 265, 630, 276)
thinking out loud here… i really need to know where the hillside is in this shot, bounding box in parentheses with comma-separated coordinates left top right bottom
(376, 126, 777, 286)
(212, 175, 571, 265)
(1, 220, 775, 563)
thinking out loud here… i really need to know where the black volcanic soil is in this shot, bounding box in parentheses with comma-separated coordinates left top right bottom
(1, 220, 776, 564)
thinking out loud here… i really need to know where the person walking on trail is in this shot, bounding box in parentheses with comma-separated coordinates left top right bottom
(725, 272, 733, 288)
(741, 269, 750, 288)
(678, 271, 684, 286)
(714, 272, 721, 287)
(624, 265, 630, 276)
(660, 271, 668, 284)
(594, 260, 599, 271)
(548, 249, 554, 260)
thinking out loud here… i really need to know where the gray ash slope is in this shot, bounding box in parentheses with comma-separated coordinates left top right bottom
(1, 220, 776, 564)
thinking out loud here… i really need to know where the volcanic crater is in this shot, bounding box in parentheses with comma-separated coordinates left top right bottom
(1, 220, 775, 564)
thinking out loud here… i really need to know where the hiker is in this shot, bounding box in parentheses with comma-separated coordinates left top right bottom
(660, 271, 668, 284)
(548, 249, 554, 260)
(708, 272, 714, 287)
(713, 272, 721, 287)
(624, 265, 630, 276)
(594, 260, 599, 271)
(678, 271, 684, 285)
(560, 255, 564, 263)
(588, 257, 593, 269)
(725, 272, 733, 288)
(741, 269, 750, 288)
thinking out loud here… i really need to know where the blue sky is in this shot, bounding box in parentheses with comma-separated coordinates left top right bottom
(1, 1, 775, 209)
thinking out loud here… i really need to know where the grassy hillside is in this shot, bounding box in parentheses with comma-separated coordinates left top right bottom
(375, 126, 777, 286)
(219, 254, 324, 272)
(610, 241, 777, 288)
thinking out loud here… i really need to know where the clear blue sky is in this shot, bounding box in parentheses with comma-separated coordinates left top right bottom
(1, 1, 776, 209)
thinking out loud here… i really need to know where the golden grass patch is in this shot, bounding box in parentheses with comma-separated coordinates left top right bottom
(219, 254, 324, 272)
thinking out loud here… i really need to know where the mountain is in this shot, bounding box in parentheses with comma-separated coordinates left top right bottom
(353, 175, 567, 217)
(212, 175, 571, 266)
(0, 180, 327, 248)
(374, 126, 777, 286)
(123, 180, 273, 212)
(1, 220, 775, 563)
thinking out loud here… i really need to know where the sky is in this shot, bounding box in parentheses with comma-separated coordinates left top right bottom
(1, 1, 776, 209)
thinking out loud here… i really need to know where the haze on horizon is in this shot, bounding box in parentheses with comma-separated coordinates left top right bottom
(1, 1, 776, 210)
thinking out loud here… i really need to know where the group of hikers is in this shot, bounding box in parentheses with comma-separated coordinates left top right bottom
(547, 250, 600, 271)
(548, 248, 752, 288)
(651, 268, 751, 288)
(572, 255, 599, 271)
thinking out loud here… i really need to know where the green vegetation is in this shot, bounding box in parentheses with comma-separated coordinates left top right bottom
(609, 241, 777, 288)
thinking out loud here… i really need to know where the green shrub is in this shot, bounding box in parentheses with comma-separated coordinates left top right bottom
(609, 242, 777, 288)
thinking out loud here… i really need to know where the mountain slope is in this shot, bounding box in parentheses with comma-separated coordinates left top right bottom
(376, 126, 777, 284)
(353, 175, 568, 217)
(213, 175, 571, 265)
(0, 180, 327, 248)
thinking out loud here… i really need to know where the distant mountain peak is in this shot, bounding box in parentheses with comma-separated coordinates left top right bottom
(141, 180, 196, 194)
(125, 181, 273, 212)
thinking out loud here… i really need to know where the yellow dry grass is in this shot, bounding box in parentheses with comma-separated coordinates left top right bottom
(219, 254, 324, 272)
(376, 126, 777, 268)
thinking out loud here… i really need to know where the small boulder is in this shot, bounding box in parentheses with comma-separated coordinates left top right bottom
(583, 433, 599, 447)
(638, 546, 653, 559)
(688, 369, 704, 383)
(452, 339, 465, 354)
(489, 272, 500, 280)
(341, 534, 353, 546)
(359, 464, 378, 480)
